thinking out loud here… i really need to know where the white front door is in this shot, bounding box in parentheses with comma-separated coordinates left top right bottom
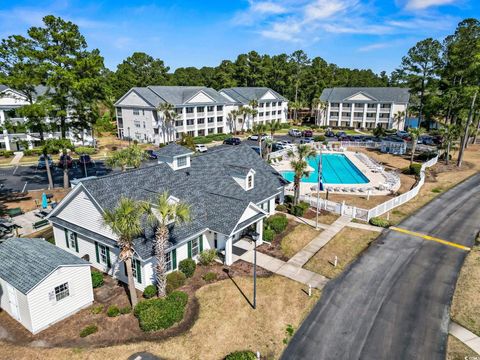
(7, 284, 20, 321)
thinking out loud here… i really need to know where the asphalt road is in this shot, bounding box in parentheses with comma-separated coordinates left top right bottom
(282, 173, 480, 360)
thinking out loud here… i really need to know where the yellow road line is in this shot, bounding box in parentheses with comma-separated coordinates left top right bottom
(390, 226, 471, 251)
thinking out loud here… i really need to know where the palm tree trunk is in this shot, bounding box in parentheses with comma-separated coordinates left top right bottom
(457, 89, 477, 167)
(446, 141, 450, 165)
(124, 257, 139, 306)
(155, 226, 168, 297)
(410, 140, 416, 166)
(294, 175, 300, 205)
(45, 157, 54, 190)
(63, 150, 69, 189)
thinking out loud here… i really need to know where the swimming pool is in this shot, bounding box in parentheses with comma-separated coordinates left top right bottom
(282, 153, 369, 184)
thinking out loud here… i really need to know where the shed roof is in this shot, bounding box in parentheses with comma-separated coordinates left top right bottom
(0, 238, 88, 294)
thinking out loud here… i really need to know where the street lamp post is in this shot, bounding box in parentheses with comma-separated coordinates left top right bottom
(249, 230, 260, 309)
(315, 148, 323, 229)
(127, 127, 131, 146)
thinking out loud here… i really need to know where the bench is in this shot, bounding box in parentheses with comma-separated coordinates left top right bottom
(6, 208, 23, 217)
(33, 219, 49, 229)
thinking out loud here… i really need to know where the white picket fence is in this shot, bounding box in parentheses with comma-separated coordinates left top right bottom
(301, 153, 440, 221)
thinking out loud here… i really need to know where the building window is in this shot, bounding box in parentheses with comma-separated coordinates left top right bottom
(259, 103, 264, 108)
(259, 112, 264, 117)
(214, 232, 218, 248)
(208, 128, 214, 134)
(191, 238, 199, 257)
(116, 108, 122, 117)
(197, 118, 205, 124)
(197, 106, 204, 113)
(54, 283, 69, 302)
(217, 105, 223, 111)
(177, 156, 187, 167)
(143, 121, 146, 129)
(187, 119, 194, 125)
(175, 120, 183, 127)
(134, 120, 141, 128)
(154, 128, 159, 135)
(380, 103, 391, 108)
(217, 127, 223, 133)
(186, 107, 194, 113)
(133, 109, 140, 115)
(247, 174, 253, 189)
(175, 108, 182, 114)
(65, 229, 78, 252)
(198, 129, 205, 136)
(367, 104, 376, 108)
(99, 245, 108, 264)
(341, 112, 350, 117)
(216, 116, 223, 122)
(188, 130, 195, 137)
(331, 102, 339, 107)
(132, 260, 139, 282)
(207, 105, 215, 112)
(208, 117, 214, 123)
(165, 252, 172, 272)
(266, 112, 270, 116)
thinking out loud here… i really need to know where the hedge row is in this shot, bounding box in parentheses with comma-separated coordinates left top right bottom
(193, 133, 231, 144)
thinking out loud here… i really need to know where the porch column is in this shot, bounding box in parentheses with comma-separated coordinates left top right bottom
(225, 235, 233, 266)
(3, 129, 10, 151)
(255, 218, 264, 246)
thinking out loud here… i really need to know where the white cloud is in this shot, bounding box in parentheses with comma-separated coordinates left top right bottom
(358, 42, 391, 52)
(260, 19, 302, 41)
(405, 0, 458, 10)
(251, 1, 288, 14)
(304, 0, 356, 22)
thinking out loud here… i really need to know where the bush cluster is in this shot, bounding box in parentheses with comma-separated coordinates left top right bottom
(23, 148, 43, 156)
(106, 305, 120, 317)
(91, 305, 104, 314)
(79, 325, 98, 338)
(75, 146, 97, 155)
(179, 258, 196, 278)
(313, 135, 326, 142)
(135, 291, 188, 332)
(291, 202, 309, 217)
(0, 150, 14, 158)
(143, 284, 157, 299)
(91, 270, 104, 288)
(417, 151, 437, 161)
(409, 163, 423, 177)
(275, 204, 288, 212)
(263, 228, 275, 242)
(120, 306, 132, 314)
(224, 351, 257, 360)
(166, 271, 186, 294)
(265, 214, 288, 233)
(198, 249, 217, 266)
(193, 133, 231, 144)
(202, 272, 217, 283)
(369, 217, 390, 228)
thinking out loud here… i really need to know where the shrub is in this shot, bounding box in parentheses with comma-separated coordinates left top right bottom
(91, 305, 103, 314)
(1, 150, 14, 158)
(369, 217, 390, 228)
(198, 249, 217, 266)
(166, 271, 187, 294)
(263, 228, 275, 242)
(120, 306, 132, 315)
(284, 195, 294, 204)
(276, 204, 288, 212)
(290, 202, 309, 217)
(431, 187, 443, 193)
(179, 258, 196, 278)
(106, 305, 120, 317)
(135, 291, 188, 332)
(80, 325, 98, 338)
(417, 151, 437, 161)
(314, 135, 326, 142)
(224, 351, 256, 360)
(91, 270, 104, 288)
(143, 284, 157, 299)
(75, 146, 96, 155)
(409, 163, 422, 177)
(265, 214, 288, 233)
(202, 272, 217, 283)
(23, 148, 42, 156)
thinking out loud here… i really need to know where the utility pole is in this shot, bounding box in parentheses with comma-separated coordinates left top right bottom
(315, 149, 323, 229)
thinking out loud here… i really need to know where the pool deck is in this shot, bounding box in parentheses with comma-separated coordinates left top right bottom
(273, 150, 400, 197)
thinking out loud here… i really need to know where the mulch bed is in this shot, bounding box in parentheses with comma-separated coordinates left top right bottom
(257, 219, 298, 262)
(0, 262, 271, 348)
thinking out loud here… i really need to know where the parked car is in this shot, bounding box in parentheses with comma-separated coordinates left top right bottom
(302, 129, 313, 137)
(145, 149, 158, 160)
(419, 135, 435, 145)
(278, 141, 294, 150)
(58, 154, 73, 168)
(195, 144, 208, 153)
(288, 129, 302, 137)
(78, 154, 93, 167)
(325, 130, 335, 137)
(271, 143, 285, 152)
(250, 146, 261, 155)
(299, 138, 314, 144)
(336, 131, 347, 138)
(223, 137, 241, 145)
(37, 155, 53, 169)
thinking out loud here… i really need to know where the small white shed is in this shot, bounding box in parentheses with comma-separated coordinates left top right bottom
(0, 237, 93, 334)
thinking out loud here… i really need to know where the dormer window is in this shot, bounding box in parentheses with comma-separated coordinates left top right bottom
(247, 174, 254, 190)
(177, 156, 187, 168)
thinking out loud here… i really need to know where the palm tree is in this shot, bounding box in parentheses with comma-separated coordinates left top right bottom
(408, 127, 426, 166)
(107, 144, 145, 171)
(103, 197, 149, 306)
(440, 124, 460, 165)
(146, 192, 190, 297)
(228, 109, 240, 135)
(393, 111, 406, 130)
(268, 120, 282, 153)
(289, 101, 302, 123)
(253, 123, 268, 158)
(248, 100, 259, 129)
(287, 145, 316, 205)
(157, 103, 178, 143)
(40, 139, 55, 190)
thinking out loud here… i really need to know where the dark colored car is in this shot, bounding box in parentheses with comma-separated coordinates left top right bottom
(223, 137, 241, 145)
(37, 155, 53, 169)
(250, 146, 261, 155)
(325, 130, 335, 137)
(58, 154, 73, 168)
(302, 129, 313, 137)
(145, 149, 158, 160)
(336, 131, 347, 138)
(79, 154, 93, 167)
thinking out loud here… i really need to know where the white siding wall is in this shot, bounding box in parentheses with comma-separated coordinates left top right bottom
(0, 278, 32, 332)
(57, 189, 115, 240)
(27, 266, 93, 334)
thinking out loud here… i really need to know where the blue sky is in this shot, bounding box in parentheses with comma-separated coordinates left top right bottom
(0, 0, 478, 74)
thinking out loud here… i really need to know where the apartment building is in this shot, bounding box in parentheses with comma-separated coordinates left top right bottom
(219, 87, 288, 131)
(319, 87, 410, 130)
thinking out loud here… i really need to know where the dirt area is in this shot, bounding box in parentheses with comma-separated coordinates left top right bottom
(302, 208, 340, 225)
(379, 145, 480, 225)
(258, 219, 320, 260)
(3, 188, 70, 212)
(451, 244, 480, 337)
(447, 335, 478, 360)
(304, 227, 380, 279)
(96, 133, 153, 154)
(0, 275, 319, 360)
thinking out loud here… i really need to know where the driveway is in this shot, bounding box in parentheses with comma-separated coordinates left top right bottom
(282, 173, 480, 360)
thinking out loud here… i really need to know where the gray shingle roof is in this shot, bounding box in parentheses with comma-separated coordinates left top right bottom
(74, 144, 287, 259)
(115, 86, 233, 107)
(0, 238, 88, 294)
(220, 87, 287, 104)
(155, 143, 194, 158)
(320, 87, 410, 103)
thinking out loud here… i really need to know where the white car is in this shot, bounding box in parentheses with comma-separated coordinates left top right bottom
(288, 129, 302, 137)
(195, 144, 208, 153)
(279, 141, 294, 150)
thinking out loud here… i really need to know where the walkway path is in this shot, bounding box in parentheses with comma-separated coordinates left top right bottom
(287, 215, 352, 268)
(449, 322, 480, 355)
(347, 221, 383, 232)
(10, 151, 23, 165)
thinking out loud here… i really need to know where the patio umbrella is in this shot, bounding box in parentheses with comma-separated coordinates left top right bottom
(41, 193, 48, 209)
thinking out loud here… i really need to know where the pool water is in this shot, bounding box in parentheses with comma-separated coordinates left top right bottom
(282, 154, 369, 184)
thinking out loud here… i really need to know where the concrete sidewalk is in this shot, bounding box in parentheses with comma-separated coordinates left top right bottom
(347, 221, 383, 232)
(287, 215, 352, 268)
(449, 322, 480, 355)
(10, 151, 24, 165)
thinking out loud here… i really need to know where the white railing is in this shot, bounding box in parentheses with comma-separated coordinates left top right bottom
(300, 153, 440, 221)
